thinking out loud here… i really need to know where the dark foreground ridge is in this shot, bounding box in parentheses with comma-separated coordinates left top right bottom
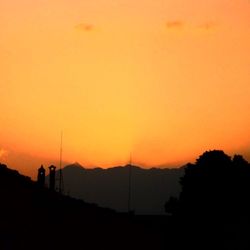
(2, 149, 250, 249)
(0, 163, 166, 250)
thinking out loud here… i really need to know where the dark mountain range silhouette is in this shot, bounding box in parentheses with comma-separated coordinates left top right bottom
(53, 163, 184, 214)
(0, 163, 166, 250)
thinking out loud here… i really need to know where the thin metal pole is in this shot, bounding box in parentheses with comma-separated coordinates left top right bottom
(59, 131, 63, 194)
(128, 153, 132, 213)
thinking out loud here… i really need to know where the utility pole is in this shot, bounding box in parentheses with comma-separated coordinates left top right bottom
(59, 131, 64, 194)
(128, 153, 132, 213)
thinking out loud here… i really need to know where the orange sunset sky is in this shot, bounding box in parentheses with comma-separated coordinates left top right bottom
(0, 0, 250, 178)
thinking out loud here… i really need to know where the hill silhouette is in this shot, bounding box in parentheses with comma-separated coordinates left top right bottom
(0, 163, 166, 250)
(51, 163, 184, 214)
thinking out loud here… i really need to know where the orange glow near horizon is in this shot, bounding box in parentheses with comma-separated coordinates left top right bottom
(0, 0, 250, 178)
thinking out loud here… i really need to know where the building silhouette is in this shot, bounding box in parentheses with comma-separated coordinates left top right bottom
(49, 165, 56, 191)
(37, 165, 46, 187)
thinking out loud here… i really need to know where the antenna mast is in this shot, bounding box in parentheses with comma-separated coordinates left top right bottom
(128, 153, 132, 213)
(59, 131, 64, 194)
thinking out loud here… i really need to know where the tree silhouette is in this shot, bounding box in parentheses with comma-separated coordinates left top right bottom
(166, 150, 250, 218)
(165, 150, 250, 249)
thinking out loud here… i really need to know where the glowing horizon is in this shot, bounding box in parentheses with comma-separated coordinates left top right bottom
(0, 0, 250, 178)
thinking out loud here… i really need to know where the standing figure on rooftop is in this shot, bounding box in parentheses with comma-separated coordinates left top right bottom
(37, 165, 46, 187)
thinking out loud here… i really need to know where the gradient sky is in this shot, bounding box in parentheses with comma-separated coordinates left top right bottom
(0, 0, 250, 178)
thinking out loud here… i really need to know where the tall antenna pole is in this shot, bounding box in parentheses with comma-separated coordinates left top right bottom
(59, 131, 63, 194)
(128, 153, 132, 213)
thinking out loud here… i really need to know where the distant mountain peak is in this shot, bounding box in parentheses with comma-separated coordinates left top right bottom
(123, 164, 142, 170)
(63, 162, 84, 170)
(73, 161, 83, 167)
